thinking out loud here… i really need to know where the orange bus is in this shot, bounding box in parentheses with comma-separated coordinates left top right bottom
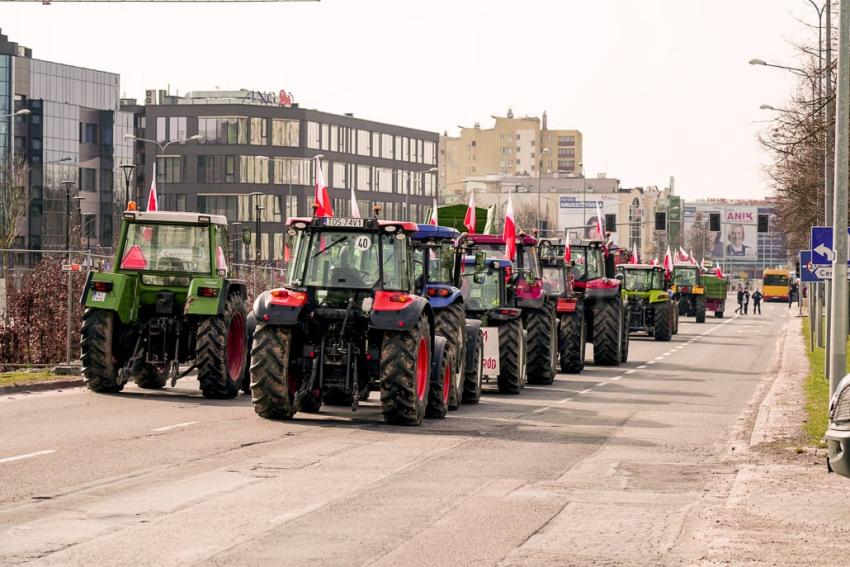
(762, 269, 790, 302)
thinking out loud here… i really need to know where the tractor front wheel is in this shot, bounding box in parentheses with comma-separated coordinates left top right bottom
(197, 292, 248, 399)
(81, 309, 123, 393)
(497, 318, 525, 394)
(462, 331, 483, 404)
(434, 303, 466, 410)
(654, 302, 672, 341)
(250, 325, 299, 419)
(426, 341, 454, 419)
(526, 300, 557, 385)
(380, 315, 431, 425)
(559, 306, 585, 374)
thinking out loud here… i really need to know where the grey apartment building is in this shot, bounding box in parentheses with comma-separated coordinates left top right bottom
(133, 90, 439, 263)
(1, 30, 133, 252)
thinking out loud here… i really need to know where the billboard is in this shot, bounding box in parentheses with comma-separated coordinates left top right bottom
(721, 206, 758, 259)
(558, 194, 620, 245)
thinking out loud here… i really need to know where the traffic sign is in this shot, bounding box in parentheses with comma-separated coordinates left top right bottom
(810, 226, 850, 265)
(800, 250, 850, 281)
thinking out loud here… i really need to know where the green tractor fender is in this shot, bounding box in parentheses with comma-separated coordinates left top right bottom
(185, 278, 247, 317)
(80, 271, 138, 324)
(647, 290, 669, 304)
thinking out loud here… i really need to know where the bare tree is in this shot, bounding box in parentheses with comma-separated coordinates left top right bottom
(513, 201, 538, 235)
(687, 212, 713, 263)
(0, 154, 30, 250)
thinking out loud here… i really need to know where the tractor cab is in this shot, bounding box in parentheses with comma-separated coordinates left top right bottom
(459, 256, 516, 321)
(617, 263, 676, 340)
(410, 224, 461, 301)
(457, 233, 544, 309)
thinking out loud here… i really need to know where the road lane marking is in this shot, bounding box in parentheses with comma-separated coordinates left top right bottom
(610, 375, 623, 381)
(653, 356, 664, 360)
(152, 421, 197, 433)
(0, 450, 55, 464)
(625, 369, 637, 374)
(637, 365, 648, 369)
(647, 360, 656, 365)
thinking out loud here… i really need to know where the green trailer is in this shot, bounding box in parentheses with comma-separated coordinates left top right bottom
(702, 273, 728, 318)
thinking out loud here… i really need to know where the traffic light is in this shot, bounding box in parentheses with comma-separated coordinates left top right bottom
(757, 214, 769, 233)
(709, 213, 721, 232)
(795, 260, 801, 278)
(605, 214, 616, 233)
(655, 211, 667, 230)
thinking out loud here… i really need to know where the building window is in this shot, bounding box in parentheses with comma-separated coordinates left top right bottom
(198, 116, 248, 144)
(557, 159, 575, 171)
(249, 117, 268, 145)
(382, 133, 394, 159)
(225, 156, 236, 183)
(375, 167, 392, 193)
(81, 123, 97, 144)
(101, 215, 113, 245)
(307, 121, 320, 149)
(271, 119, 300, 147)
(356, 164, 371, 191)
(558, 135, 576, 146)
(357, 129, 371, 156)
(272, 157, 310, 185)
(156, 117, 166, 143)
(333, 162, 348, 189)
(557, 147, 575, 158)
(198, 155, 224, 183)
(79, 168, 96, 192)
(239, 156, 270, 184)
(156, 157, 183, 183)
(321, 124, 331, 151)
(169, 117, 187, 141)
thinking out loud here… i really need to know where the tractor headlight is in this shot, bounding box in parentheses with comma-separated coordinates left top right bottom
(830, 375, 850, 424)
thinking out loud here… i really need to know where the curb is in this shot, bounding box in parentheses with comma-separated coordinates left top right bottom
(0, 378, 85, 395)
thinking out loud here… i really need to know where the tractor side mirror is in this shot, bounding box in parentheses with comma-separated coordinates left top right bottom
(242, 228, 252, 245)
(473, 273, 486, 285)
(539, 241, 552, 259)
(474, 250, 486, 272)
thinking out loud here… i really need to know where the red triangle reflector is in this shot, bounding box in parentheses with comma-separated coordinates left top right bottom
(121, 245, 148, 270)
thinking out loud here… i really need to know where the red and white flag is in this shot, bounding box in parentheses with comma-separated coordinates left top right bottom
(314, 158, 333, 218)
(463, 191, 476, 234)
(663, 246, 673, 275)
(595, 201, 605, 240)
(651, 257, 659, 266)
(503, 193, 517, 261)
(349, 185, 361, 218)
(630, 250, 639, 264)
(715, 265, 724, 278)
(563, 239, 571, 263)
(677, 247, 687, 263)
(147, 163, 158, 211)
(428, 197, 439, 225)
(689, 249, 697, 265)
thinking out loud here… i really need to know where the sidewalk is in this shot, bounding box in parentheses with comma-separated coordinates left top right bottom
(686, 312, 850, 566)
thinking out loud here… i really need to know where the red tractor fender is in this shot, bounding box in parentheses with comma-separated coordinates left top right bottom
(584, 278, 621, 300)
(370, 292, 434, 337)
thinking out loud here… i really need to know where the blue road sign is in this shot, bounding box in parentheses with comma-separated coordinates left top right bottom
(810, 226, 850, 265)
(800, 249, 850, 281)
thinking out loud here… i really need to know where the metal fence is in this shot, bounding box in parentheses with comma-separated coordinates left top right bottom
(0, 249, 285, 370)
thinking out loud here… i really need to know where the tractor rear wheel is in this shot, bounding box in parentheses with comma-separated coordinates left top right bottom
(81, 308, 123, 393)
(434, 303, 466, 410)
(497, 318, 525, 394)
(462, 331, 483, 404)
(197, 292, 248, 399)
(250, 325, 298, 419)
(559, 306, 585, 374)
(426, 342, 454, 419)
(695, 297, 706, 323)
(592, 296, 622, 366)
(380, 315, 431, 425)
(620, 307, 630, 362)
(654, 302, 672, 341)
(133, 363, 167, 389)
(526, 300, 557, 385)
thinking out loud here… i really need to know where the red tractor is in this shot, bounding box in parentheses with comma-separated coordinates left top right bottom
(249, 216, 449, 425)
(456, 234, 558, 385)
(567, 240, 629, 366)
(538, 241, 586, 374)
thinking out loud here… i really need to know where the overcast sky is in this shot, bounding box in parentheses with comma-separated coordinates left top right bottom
(1, 0, 821, 199)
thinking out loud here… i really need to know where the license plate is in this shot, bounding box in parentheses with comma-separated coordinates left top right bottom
(324, 218, 365, 228)
(92, 291, 106, 302)
(480, 327, 500, 377)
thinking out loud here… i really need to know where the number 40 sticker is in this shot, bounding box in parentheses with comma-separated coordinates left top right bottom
(355, 236, 371, 251)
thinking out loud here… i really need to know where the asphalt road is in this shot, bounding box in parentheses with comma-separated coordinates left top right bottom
(0, 302, 789, 566)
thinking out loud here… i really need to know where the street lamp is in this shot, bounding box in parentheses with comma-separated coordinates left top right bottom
(0, 108, 30, 119)
(537, 148, 549, 234)
(579, 162, 587, 227)
(123, 133, 202, 210)
(61, 180, 76, 259)
(72, 195, 85, 251)
(120, 163, 137, 209)
(248, 191, 264, 263)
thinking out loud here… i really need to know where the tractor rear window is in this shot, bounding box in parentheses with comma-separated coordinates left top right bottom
(675, 269, 698, 285)
(120, 223, 211, 274)
(541, 266, 565, 295)
(623, 270, 654, 291)
(477, 243, 539, 276)
(571, 247, 604, 281)
(460, 264, 501, 310)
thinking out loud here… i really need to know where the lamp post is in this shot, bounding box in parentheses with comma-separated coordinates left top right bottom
(123, 133, 201, 210)
(537, 147, 549, 234)
(61, 180, 76, 260)
(120, 163, 137, 209)
(72, 195, 85, 251)
(248, 192, 264, 263)
(579, 162, 587, 226)
(0, 108, 30, 119)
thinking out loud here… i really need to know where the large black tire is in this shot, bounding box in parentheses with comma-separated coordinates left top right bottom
(525, 300, 557, 385)
(133, 363, 167, 389)
(434, 302, 466, 410)
(695, 297, 706, 323)
(672, 303, 680, 334)
(380, 315, 431, 425)
(620, 307, 630, 363)
(250, 325, 298, 420)
(197, 292, 248, 399)
(654, 302, 672, 341)
(81, 308, 123, 393)
(497, 318, 525, 394)
(558, 306, 585, 374)
(242, 312, 257, 395)
(426, 342, 453, 419)
(592, 297, 622, 366)
(462, 331, 483, 404)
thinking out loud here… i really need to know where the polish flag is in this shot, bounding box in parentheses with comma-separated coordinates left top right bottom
(147, 163, 158, 211)
(651, 257, 659, 266)
(630, 250, 639, 264)
(463, 191, 476, 234)
(503, 193, 517, 261)
(677, 247, 687, 263)
(689, 249, 697, 265)
(595, 201, 605, 240)
(563, 239, 571, 263)
(428, 197, 439, 225)
(663, 247, 673, 275)
(314, 158, 333, 217)
(715, 265, 724, 278)
(350, 185, 361, 217)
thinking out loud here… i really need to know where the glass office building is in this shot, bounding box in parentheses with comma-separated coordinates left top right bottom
(135, 90, 439, 263)
(2, 30, 133, 252)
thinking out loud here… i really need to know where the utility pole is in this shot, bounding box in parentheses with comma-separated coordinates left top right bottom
(828, 0, 849, 395)
(825, 1, 835, 369)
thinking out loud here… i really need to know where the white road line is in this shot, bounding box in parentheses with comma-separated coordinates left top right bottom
(654, 356, 664, 360)
(578, 388, 593, 394)
(647, 360, 656, 365)
(152, 421, 197, 433)
(610, 376, 623, 381)
(625, 369, 637, 374)
(0, 449, 56, 464)
(557, 397, 574, 404)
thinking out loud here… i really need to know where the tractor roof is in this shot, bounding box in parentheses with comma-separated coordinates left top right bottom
(123, 210, 228, 225)
(568, 239, 604, 248)
(673, 263, 699, 269)
(620, 263, 661, 270)
(412, 224, 460, 241)
(464, 234, 538, 245)
(286, 217, 418, 232)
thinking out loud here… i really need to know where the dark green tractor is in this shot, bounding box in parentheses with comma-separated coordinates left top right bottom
(672, 264, 706, 323)
(80, 209, 249, 398)
(618, 264, 675, 341)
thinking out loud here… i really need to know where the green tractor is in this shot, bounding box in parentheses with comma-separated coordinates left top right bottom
(80, 209, 250, 398)
(672, 264, 706, 323)
(617, 264, 676, 341)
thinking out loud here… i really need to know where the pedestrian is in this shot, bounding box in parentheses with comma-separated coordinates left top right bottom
(752, 289, 763, 315)
(789, 282, 798, 309)
(735, 286, 744, 314)
(743, 289, 750, 315)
